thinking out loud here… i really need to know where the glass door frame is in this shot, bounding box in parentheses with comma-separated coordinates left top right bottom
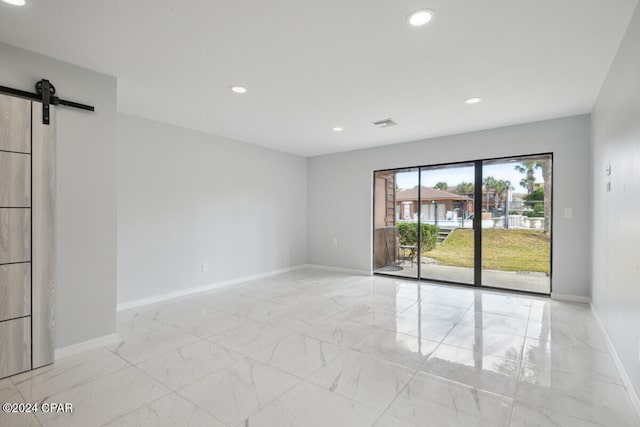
(372, 152, 553, 296)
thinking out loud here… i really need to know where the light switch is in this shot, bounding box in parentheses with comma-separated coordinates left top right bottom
(564, 208, 573, 219)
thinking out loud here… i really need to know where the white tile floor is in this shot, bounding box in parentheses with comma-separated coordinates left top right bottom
(2, 269, 639, 426)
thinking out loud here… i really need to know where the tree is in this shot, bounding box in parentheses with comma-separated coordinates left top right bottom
(523, 186, 544, 216)
(492, 180, 510, 209)
(514, 161, 541, 194)
(493, 180, 507, 200)
(540, 158, 552, 235)
(523, 186, 544, 206)
(515, 159, 551, 234)
(434, 182, 448, 191)
(483, 176, 498, 209)
(519, 178, 528, 190)
(455, 182, 474, 195)
(483, 176, 511, 209)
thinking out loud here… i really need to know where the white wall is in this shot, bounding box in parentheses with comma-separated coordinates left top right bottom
(117, 114, 307, 304)
(308, 115, 591, 297)
(591, 2, 640, 399)
(0, 42, 118, 348)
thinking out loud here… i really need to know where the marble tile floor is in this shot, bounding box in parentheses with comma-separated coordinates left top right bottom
(2, 269, 638, 426)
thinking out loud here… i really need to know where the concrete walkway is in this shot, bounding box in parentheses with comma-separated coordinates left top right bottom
(375, 262, 550, 294)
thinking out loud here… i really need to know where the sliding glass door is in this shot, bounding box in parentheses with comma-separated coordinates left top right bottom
(373, 153, 552, 294)
(373, 168, 419, 279)
(419, 163, 475, 285)
(481, 155, 552, 293)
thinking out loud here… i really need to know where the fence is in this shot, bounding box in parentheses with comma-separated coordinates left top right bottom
(398, 214, 545, 230)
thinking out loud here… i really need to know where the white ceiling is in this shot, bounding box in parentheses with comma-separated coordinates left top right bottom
(0, 0, 637, 156)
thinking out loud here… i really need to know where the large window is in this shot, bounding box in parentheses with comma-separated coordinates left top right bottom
(373, 154, 552, 294)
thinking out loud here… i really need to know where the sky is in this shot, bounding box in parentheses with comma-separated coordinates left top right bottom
(394, 162, 545, 193)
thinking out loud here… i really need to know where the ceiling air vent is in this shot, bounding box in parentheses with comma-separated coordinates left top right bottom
(373, 118, 397, 128)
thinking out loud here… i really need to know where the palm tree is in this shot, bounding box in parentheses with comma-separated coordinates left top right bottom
(455, 182, 474, 195)
(494, 180, 511, 209)
(519, 178, 528, 190)
(483, 176, 498, 209)
(493, 180, 508, 208)
(514, 161, 541, 194)
(434, 182, 448, 191)
(540, 158, 552, 235)
(515, 159, 551, 234)
(484, 177, 510, 209)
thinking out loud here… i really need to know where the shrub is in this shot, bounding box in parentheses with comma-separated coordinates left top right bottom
(523, 187, 544, 206)
(397, 222, 439, 252)
(522, 204, 544, 217)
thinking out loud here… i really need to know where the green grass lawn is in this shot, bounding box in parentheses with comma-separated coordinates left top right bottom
(427, 229, 550, 273)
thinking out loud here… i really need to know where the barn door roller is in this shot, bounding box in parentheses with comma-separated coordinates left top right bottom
(0, 79, 95, 125)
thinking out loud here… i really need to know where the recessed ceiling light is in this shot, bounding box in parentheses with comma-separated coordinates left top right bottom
(230, 86, 247, 94)
(2, 0, 26, 5)
(407, 10, 434, 27)
(465, 97, 482, 104)
(332, 127, 343, 132)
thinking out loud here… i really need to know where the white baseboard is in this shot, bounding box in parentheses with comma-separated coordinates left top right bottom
(550, 293, 591, 304)
(591, 305, 640, 423)
(55, 333, 122, 360)
(303, 264, 372, 276)
(117, 265, 308, 311)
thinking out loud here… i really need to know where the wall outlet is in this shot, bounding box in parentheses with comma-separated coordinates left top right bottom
(202, 263, 208, 272)
(564, 208, 573, 219)
(332, 238, 338, 246)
